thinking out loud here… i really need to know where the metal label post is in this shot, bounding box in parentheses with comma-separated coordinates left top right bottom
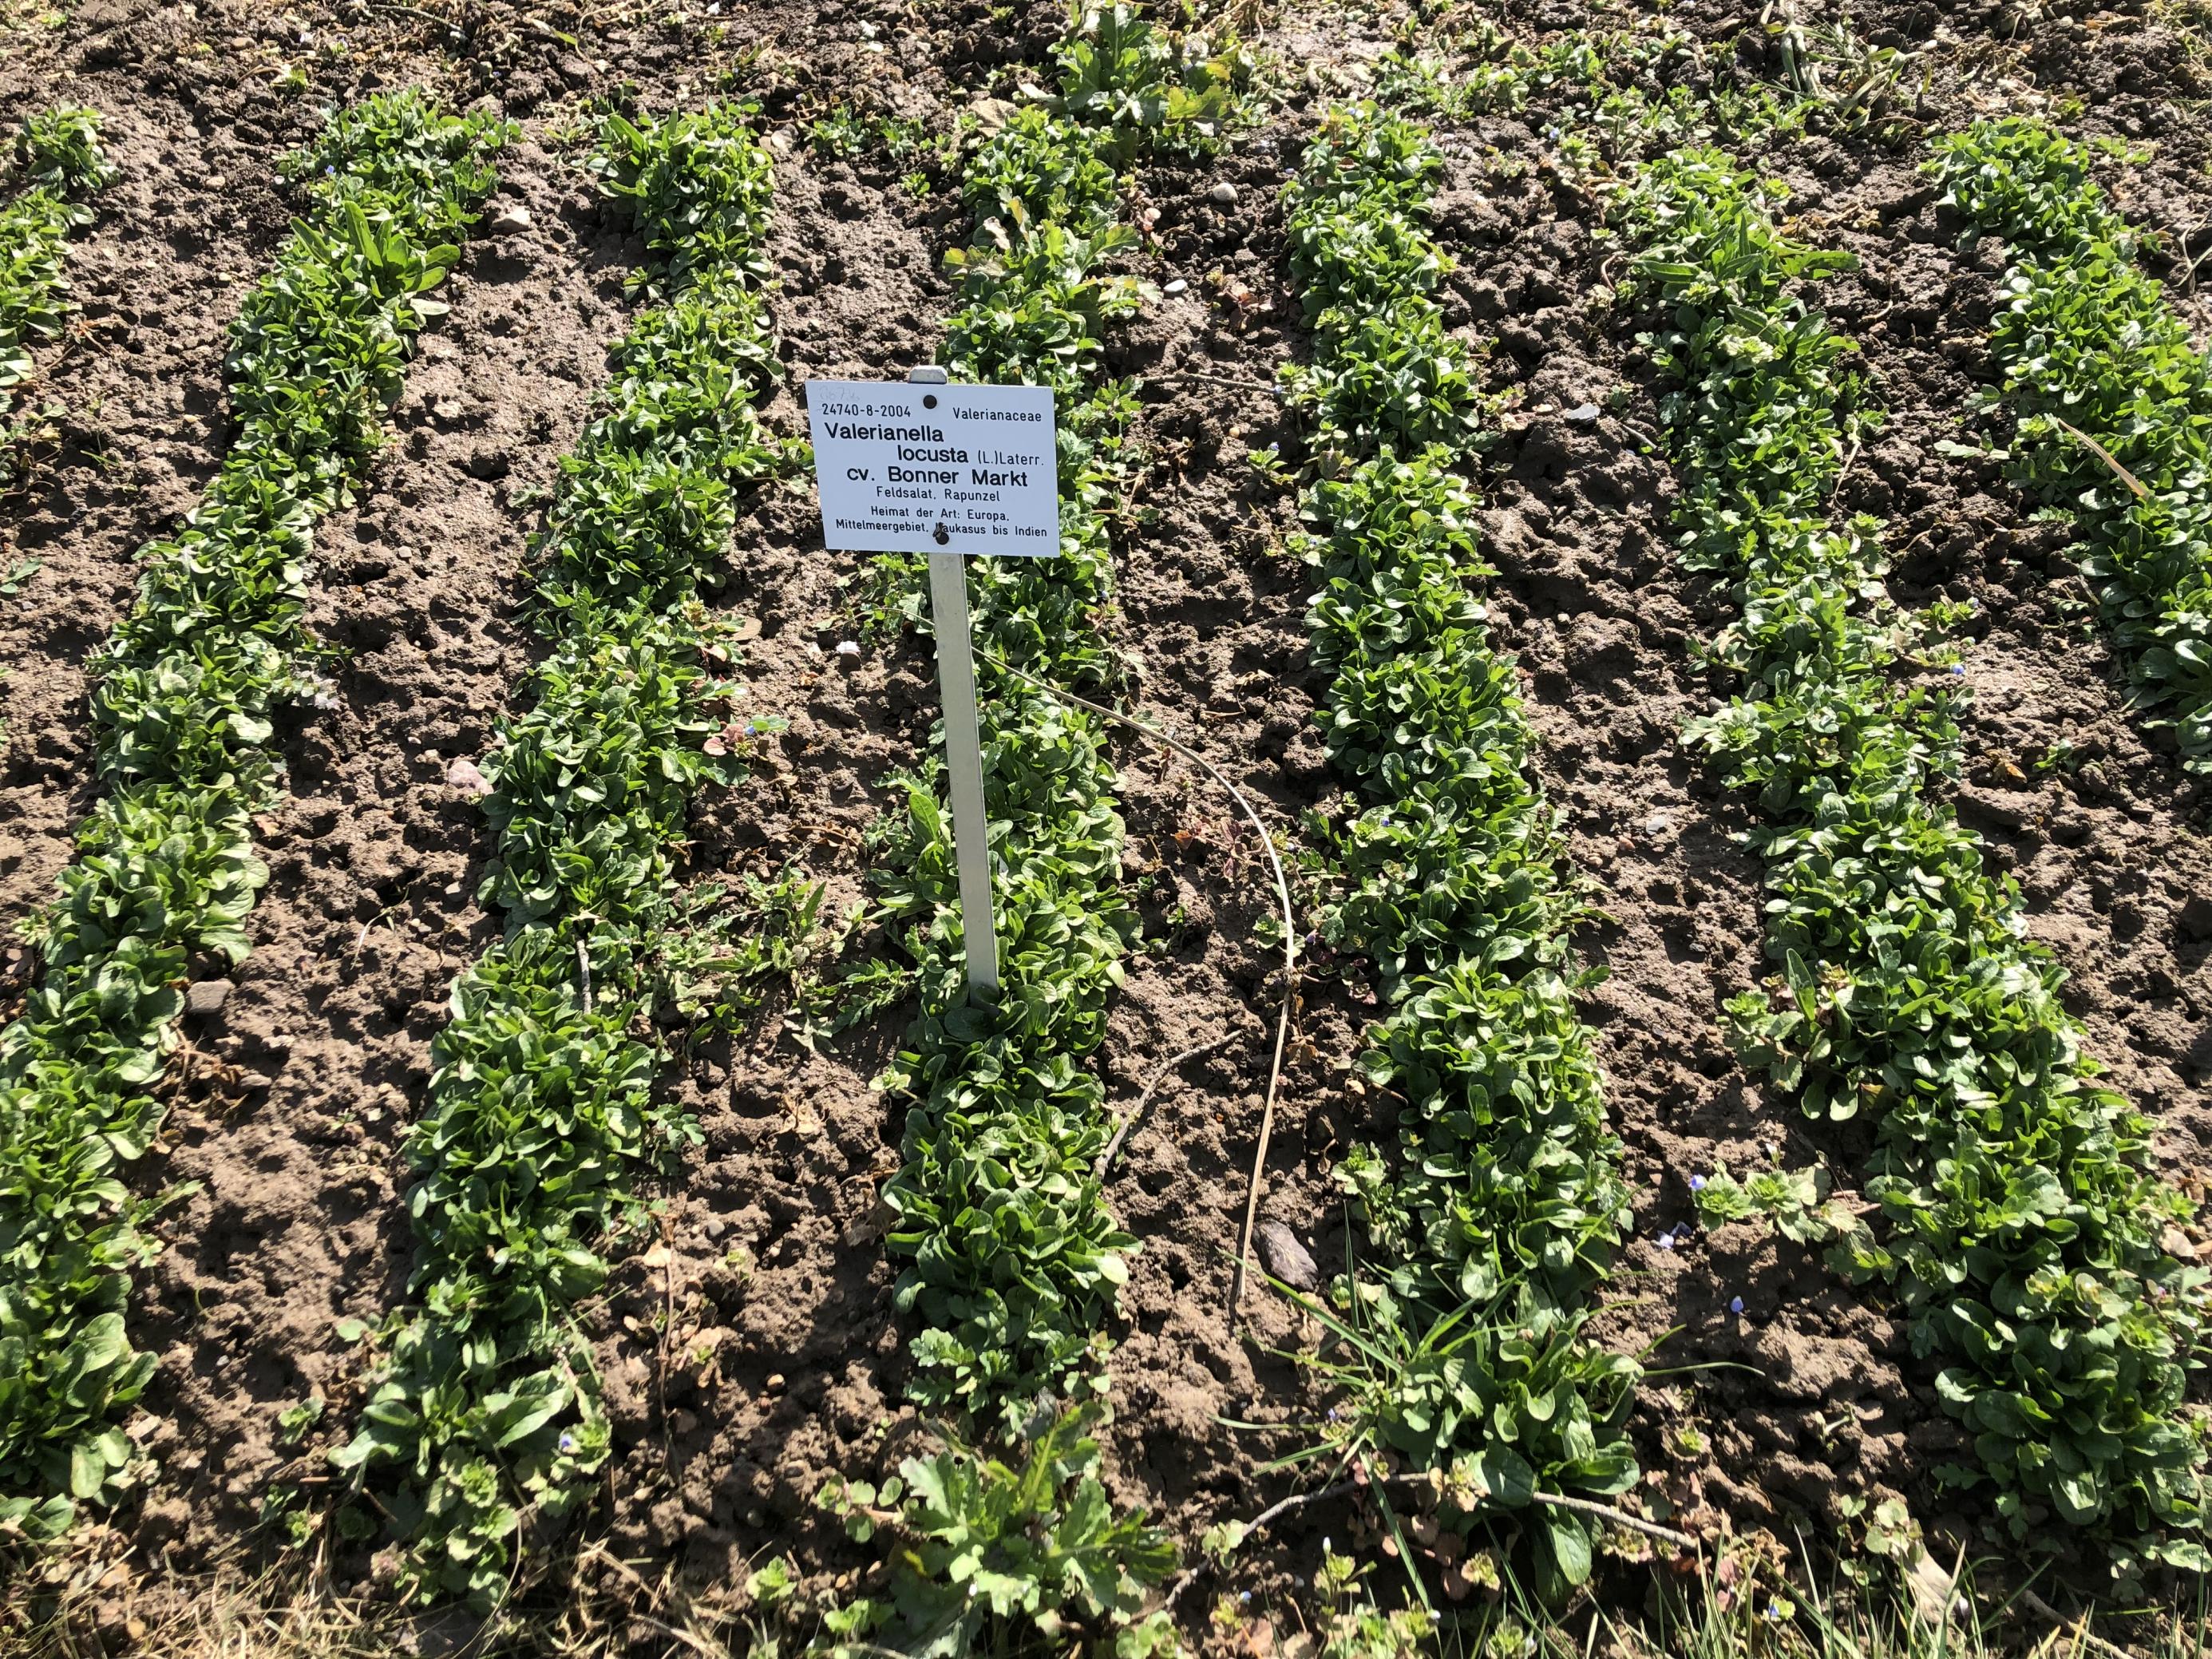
(910, 365, 1000, 998)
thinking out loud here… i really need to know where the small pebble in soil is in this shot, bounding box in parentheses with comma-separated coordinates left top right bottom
(1565, 402, 1601, 423)
(445, 757, 493, 796)
(1208, 181, 1238, 205)
(1256, 1219, 1318, 1291)
(1163, 278, 1188, 295)
(184, 978, 235, 1017)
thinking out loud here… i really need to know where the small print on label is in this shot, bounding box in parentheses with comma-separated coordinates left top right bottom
(807, 378, 1061, 556)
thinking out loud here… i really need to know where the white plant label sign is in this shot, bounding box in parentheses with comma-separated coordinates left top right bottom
(807, 378, 1059, 556)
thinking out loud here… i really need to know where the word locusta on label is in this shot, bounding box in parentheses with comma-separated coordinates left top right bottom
(807, 378, 1060, 556)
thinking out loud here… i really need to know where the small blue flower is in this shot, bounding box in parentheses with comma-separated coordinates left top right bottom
(1657, 1233, 1675, 1251)
(1950, 663, 1965, 675)
(1729, 1296, 1746, 1315)
(1689, 1174, 1707, 1192)
(558, 1431, 577, 1454)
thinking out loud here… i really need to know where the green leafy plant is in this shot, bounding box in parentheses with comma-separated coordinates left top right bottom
(1271, 1274, 1636, 1602)
(11, 105, 116, 193)
(656, 867, 831, 1032)
(1311, 1544, 1434, 1658)
(0, 105, 111, 424)
(1929, 118, 2212, 776)
(807, 105, 871, 156)
(1692, 1162, 1848, 1245)
(810, 1405, 1178, 1657)
(0, 89, 508, 1544)
(1055, 2, 1250, 152)
(1617, 148, 2210, 1577)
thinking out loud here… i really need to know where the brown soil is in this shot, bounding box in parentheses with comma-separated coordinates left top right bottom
(1, 0, 2208, 1650)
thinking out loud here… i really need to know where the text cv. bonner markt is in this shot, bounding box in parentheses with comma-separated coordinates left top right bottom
(807, 378, 1060, 556)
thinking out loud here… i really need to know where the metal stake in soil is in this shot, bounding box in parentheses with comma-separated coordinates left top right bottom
(911, 364, 1000, 998)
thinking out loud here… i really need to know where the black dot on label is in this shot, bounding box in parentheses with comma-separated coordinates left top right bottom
(933, 522, 949, 544)
(922, 394, 939, 409)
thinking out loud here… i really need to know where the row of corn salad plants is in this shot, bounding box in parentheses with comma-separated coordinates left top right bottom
(869, 2, 1236, 1429)
(867, 2, 1238, 1429)
(789, 9, 1244, 1653)
(1274, 102, 1639, 1604)
(1, 105, 115, 472)
(868, 58, 1144, 1425)
(1931, 118, 2212, 779)
(0, 91, 508, 1544)
(1615, 151, 2208, 1578)
(328, 105, 789, 1607)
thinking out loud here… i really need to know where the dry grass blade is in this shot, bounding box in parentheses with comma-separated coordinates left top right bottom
(1095, 1033, 1234, 1178)
(2020, 1589, 2147, 1659)
(2044, 412, 2151, 500)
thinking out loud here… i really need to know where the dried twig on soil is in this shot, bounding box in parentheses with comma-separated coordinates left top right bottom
(2019, 1589, 2140, 1659)
(2044, 411, 2149, 500)
(1161, 1479, 1359, 1608)
(1096, 1034, 1233, 1178)
(1833, 432, 1864, 494)
(366, 0, 462, 31)
(1529, 1489, 1696, 1549)
(1148, 368, 1284, 396)
(489, 3, 585, 47)
(975, 651, 1298, 1332)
